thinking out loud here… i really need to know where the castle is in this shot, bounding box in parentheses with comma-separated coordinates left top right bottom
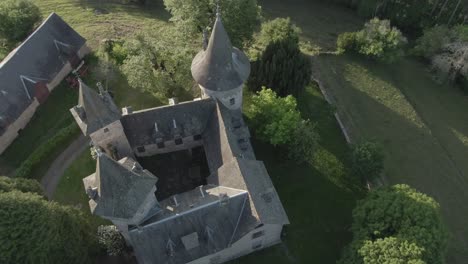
(71, 11, 289, 264)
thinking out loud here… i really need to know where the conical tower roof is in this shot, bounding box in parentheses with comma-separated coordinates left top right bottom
(76, 80, 120, 135)
(191, 12, 250, 92)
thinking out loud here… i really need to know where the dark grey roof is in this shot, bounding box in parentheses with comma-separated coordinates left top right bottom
(0, 13, 86, 132)
(191, 14, 250, 91)
(83, 154, 158, 220)
(72, 80, 121, 135)
(120, 99, 216, 147)
(129, 185, 259, 264)
(211, 158, 289, 225)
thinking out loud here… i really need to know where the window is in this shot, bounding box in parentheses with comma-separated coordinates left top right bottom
(175, 138, 183, 145)
(157, 142, 165, 149)
(252, 240, 263, 250)
(137, 146, 145, 153)
(193, 134, 202, 141)
(103, 128, 109, 133)
(252, 231, 264, 239)
(229, 98, 235, 105)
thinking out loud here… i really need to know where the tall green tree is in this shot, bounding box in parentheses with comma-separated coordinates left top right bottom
(0, 191, 97, 264)
(0, 0, 41, 44)
(350, 141, 384, 182)
(339, 184, 448, 264)
(163, 0, 261, 47)
(248, 18, 311, 97)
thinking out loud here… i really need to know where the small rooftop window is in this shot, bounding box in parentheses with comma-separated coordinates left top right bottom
(181, 232, 199, 250)
(175, 138, 183, 145)
(137, 146, 146, 153)
(229, 98, 235, 105)
(193, 134, 202, 141)
(157, 142, 165, 149)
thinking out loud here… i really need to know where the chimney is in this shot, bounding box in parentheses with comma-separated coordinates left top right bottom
(169, 97, 179, 105)
(122, 106, 133, 116)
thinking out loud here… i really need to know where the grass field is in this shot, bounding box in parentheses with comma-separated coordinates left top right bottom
(312, 54, 468, 262)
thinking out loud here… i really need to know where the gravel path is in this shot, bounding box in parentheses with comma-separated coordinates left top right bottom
(41, 135, 89, 199)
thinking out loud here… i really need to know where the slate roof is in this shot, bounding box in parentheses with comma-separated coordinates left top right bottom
(71, 80, 121, 135)
(0, 13, 86, 133)
(191, 13, 251, 92)
(129, 185, 259, 264)
(120, 99, 215, 147)
(83, 154, 158, 220)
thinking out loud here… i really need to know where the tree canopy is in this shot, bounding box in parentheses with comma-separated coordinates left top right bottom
(163, 0, 261, 47)
(0, 176, 43, 195)
(0, 0, 41, 44)
(339, 184, 448, 264)
(248, 18, 311, 96)
(350, 141, 384, 182)
(0, 191, 97, 264)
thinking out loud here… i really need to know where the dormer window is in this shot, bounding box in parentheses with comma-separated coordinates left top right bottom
(175, 138, 183, 145)
(229, 98, 235, 105)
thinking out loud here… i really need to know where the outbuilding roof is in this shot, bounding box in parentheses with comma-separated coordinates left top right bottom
(0, 13, 86, 133)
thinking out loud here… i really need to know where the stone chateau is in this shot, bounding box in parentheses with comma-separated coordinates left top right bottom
(71, 10, 289, 264)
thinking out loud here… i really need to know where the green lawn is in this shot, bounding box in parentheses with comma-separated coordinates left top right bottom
(312, 54, 468, 263)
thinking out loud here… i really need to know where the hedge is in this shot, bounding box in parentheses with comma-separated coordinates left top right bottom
(15, 123, 80, 179)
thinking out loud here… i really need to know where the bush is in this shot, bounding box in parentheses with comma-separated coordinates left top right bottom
(0, 191, 97, 263)
(350, 141, 384, 182)
(97, 225, 127, 256)
(15, 123, 80, 179)
(413, 25, 455, 59)
(0, 176, 43, 195)
(337, 18, 407, 62)
(287, 119, 320, 164)
(248, 18, 311, 96)
(0, 0, 41, 44)
(339, 184, 448, 264)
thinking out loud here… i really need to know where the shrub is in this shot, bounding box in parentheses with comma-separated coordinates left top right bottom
(0, 176, 43, 195)
(413, 25, 455, 59)
(97, 225, 127, 256)
(0, 191, 97, 263)
(287, 119, 320, 164)
(248, 18, 311, 96)
(15, 123, 80, 179)
(337, 18, 407, 62)
(0, 0, 41, 44)
(339, 184, 448, 264)
(350, 141, 384, 182)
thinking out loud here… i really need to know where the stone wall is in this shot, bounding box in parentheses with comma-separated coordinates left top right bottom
(134, 135, 204, 157)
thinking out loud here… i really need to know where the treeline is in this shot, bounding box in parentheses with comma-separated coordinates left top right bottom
(332, 0, 467, 34)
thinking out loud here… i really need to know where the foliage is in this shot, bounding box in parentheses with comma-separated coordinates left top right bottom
(337, 18, 407, 62)
(334, 0, 467, 34)
(350, 141, 384, 181)
(246, 88, 302, 146)
(0, 0, 41, 44)
(339, 184, 448, 264)
(413, 25, 455, 59)
(287, 119, 320, 164)
(248, 18, 311, 96)
(97, 225, 126, 256)
(15, 123, 80, 179)
(117, 27, 195, 98)
(0, 176, 43, 195)
(163, 0, 261, 47)
(0, 190, 97, 264)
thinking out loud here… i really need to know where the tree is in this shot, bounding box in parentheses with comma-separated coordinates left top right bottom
(246, 88, 302, 146)
(0, 176, 43, 195)
(287, 119, 320, 164)
(350, 141, 384, 182)
(248, 18, 311, 97)
(339, 184, 448, 264)
(0, 191, 97, 264)
(337, 18, 407, 62)
(117, 27, 195, 98)
(163, 0, 261, 47)
(0, 0, 41, 44)
(97, 225, 126, 256)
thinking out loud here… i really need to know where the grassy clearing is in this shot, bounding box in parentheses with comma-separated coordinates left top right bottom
(312, 54, 468, 262)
